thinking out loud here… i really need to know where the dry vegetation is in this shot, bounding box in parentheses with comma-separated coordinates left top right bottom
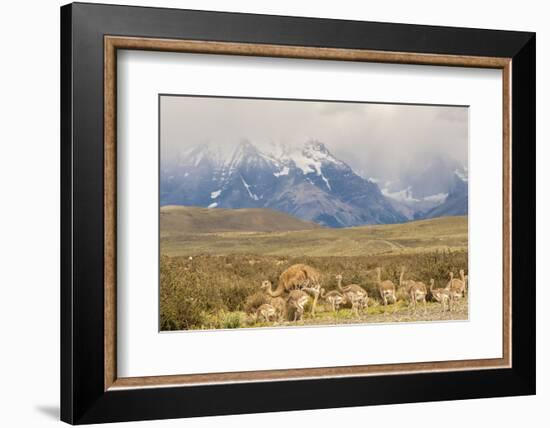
(160, 250, 468, 331)
(161, 214, 467, 258)
(160, 213, 468, 331)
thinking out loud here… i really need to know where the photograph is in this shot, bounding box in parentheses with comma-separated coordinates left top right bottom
(159, 95, 469, 331)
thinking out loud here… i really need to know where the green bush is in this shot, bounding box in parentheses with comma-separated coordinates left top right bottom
(221, 311, 243, 329)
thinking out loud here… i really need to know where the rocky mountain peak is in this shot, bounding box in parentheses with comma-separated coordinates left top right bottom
(161, 140, 464, 227)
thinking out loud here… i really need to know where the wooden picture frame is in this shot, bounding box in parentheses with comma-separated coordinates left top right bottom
(61, 2, 535, 424)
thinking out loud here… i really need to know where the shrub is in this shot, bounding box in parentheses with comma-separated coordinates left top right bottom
(160, 250, 468, 330)
(243, 291, 269, 313)
(221, 311, 243, 329)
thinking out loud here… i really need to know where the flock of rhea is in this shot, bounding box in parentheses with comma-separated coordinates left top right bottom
(255, 264, 468, 323)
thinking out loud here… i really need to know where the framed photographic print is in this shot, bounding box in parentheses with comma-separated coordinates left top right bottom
(60, 2, 536, 424)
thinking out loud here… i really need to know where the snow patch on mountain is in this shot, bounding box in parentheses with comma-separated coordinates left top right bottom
(423, 192, 448, 203)
(382, 186, 449, 205)
(302, 141, 341, 164)
(280, 141, 340, 177)
(288, 150, 318, 175)
(194, 153, 204, 166)
(273, 166, 289, 177)
(454, 166, 468, 182)
(321, 174, 331, 190)
(240, 175, 259, 201)
(382, 186, 418, 203)
(210, 190, 222, 199)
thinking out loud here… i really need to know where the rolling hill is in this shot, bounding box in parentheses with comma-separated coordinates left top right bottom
(161, 205, 321, 234)
(161, 211, 468, 257)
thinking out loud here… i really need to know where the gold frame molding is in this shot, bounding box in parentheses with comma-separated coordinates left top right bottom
(104, 35, 512, 391)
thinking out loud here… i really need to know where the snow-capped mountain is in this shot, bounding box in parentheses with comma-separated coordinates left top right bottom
(417, 167, 468, 219)
(161, 140, 407, 227)
(368, 158, 468, 220)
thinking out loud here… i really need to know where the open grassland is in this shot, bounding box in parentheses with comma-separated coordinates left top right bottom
(160, 214, 468, 331)
(160, 250, 468, 331)
(161, 215, 467, 257)
(161, 205, 321, 234)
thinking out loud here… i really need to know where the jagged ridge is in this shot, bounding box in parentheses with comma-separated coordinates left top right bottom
(161, 140, 442, 227)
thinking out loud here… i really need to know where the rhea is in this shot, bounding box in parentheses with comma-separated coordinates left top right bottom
(260, 264, 321, 315)
(446, 269, 467, 298)
(399, 267, 427, 314)
(255, 303, 277, 323)
(430, 279, 454, 312)
(375, 267, 397, 308)
(335, 274, 368, 315)
(286, 290, 312, 322)
(320, 288, 346, 312)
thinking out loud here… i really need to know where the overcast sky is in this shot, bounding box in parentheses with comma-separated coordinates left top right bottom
(160, 95, 468, 180)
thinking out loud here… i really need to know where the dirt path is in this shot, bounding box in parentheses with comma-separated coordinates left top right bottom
(257, 299, 468, 329)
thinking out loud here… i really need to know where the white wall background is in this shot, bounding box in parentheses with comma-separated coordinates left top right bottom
(0, 0, 545, 427)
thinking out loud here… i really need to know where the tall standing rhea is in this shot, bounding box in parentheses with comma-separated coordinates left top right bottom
(430, 279, 454, 312)
(399, 266, 427, 313)
(446, 269, 467, 298)
(375, 267, 397, 308)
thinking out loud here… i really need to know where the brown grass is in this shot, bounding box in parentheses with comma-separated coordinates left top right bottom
(160, 250, 467, 331)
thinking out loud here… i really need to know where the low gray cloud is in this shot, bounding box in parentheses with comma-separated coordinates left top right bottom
(160, 95, 468, 181)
